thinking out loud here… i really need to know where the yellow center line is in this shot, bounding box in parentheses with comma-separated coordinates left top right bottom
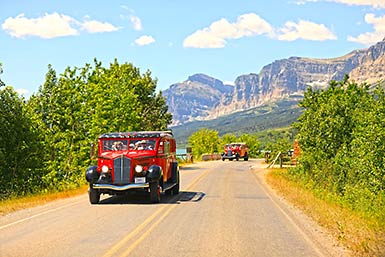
(102, 167, 210, 257)
(102, 205, 168, 257)
(119, 203, 178, 257)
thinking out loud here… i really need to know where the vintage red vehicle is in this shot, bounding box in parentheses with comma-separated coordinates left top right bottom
(85, 131, 180, 204)
(221, 143, 249, 161)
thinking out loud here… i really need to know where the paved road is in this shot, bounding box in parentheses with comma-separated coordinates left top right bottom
(1, 159, 330, 257)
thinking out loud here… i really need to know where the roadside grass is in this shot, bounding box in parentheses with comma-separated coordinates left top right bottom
(0, 185, 88, 217)
(266, 168, 385, 257)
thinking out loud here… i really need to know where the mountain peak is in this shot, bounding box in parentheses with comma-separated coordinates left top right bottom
(187, 73, 222, 86)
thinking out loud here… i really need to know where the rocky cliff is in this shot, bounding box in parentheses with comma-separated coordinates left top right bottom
(164, 39, 385, 125)
(349, 39, 385, 84)
(162, 73, 233, 126)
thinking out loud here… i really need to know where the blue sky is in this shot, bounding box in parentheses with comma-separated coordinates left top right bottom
(1, 0, 385, 97)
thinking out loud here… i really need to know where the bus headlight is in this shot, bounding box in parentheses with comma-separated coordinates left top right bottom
(101, 165, 109, 173)
(135, 165, 143, 173)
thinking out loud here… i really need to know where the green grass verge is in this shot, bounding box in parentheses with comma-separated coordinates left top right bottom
(266, 168, 385, 257)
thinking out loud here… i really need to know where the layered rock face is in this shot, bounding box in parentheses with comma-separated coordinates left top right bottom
(164, 39, 385, 125)
(349, 39, 385, 84)
(162, 73, 233, 126)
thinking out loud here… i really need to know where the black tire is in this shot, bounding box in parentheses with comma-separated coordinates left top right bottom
(244, 153, 249, 161)
(89, 186, 100, 204)
(222, 158, 225, 161)
(172, 170, 180, 195)
(149, 181, 160, 203)
(236, 154, 239, 161)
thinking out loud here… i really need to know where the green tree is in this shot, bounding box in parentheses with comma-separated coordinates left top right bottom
(221, 133, 237, 145)
(291, 78, 385, 221)
(0, 63, 5, 88)
(0, 86, 44, 198)
(26, 59, 172, 192)
(188, 128, 220, 159)
(293, 78, 385, 195)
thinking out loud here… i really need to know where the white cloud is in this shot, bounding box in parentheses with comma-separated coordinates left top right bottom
(119, 6, 143, 31)
(294, 0, 385, 8)
(276, 20, 337, 41)
(348, 14, 385, 45)
(293, 0, 318, 5)
(183, 13, 273, 48)
(130, 15, 142, 31)
(333, 0, 385, 8)
(120, 5, 130, 11)
(2, 12, 118, 39)
(183, 13, 336, 48)
(2, 13, 78, 39)
(135, 35, 155, 46)
(82, 20, 118, 33)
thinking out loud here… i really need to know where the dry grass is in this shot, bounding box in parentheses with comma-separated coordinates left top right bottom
(266, 168, 385, 257)
(0, 185, 88, 216)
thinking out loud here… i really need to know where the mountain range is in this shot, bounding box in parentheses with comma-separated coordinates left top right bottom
(163, 38, 385, 128)
(162, 39, 385, 146)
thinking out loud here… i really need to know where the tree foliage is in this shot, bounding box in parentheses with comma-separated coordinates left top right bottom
(220, 133, 237, 145)
(188, 128, 221, 159)
(0, 62, 5, 87)
(1, 59, 172, 199)
(0, 87, 44, 198)
(292, 78, 385, 218)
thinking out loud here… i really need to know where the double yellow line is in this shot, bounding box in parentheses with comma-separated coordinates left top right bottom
(103, 168, 210, 257)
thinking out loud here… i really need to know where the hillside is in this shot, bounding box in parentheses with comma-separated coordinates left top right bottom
(172, 96, 303, 147)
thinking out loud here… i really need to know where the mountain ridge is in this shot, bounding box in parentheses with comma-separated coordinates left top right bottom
(163, 38, 385, 126)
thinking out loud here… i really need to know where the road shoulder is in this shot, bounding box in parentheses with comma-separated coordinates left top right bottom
(250, 159, 351, 257)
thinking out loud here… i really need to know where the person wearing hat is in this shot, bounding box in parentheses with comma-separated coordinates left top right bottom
(112, 141, 123, 150)
(135, 140, 147, 150)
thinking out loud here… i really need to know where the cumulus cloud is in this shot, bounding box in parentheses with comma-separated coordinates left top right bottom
(183, 13, 336, 48)
(2, 12, 118, 39)
(183, 13, 273, 48)
(2, 13, 78, 39)
(348, 14, 385, 45)
(135, 35, 155, 46)
(81, 20, 118, 33)
(276, 20, 337, 41)
(294, 0, 385, 8)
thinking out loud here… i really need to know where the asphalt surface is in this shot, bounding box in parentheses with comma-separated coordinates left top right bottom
(1, 159, 339, 257)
